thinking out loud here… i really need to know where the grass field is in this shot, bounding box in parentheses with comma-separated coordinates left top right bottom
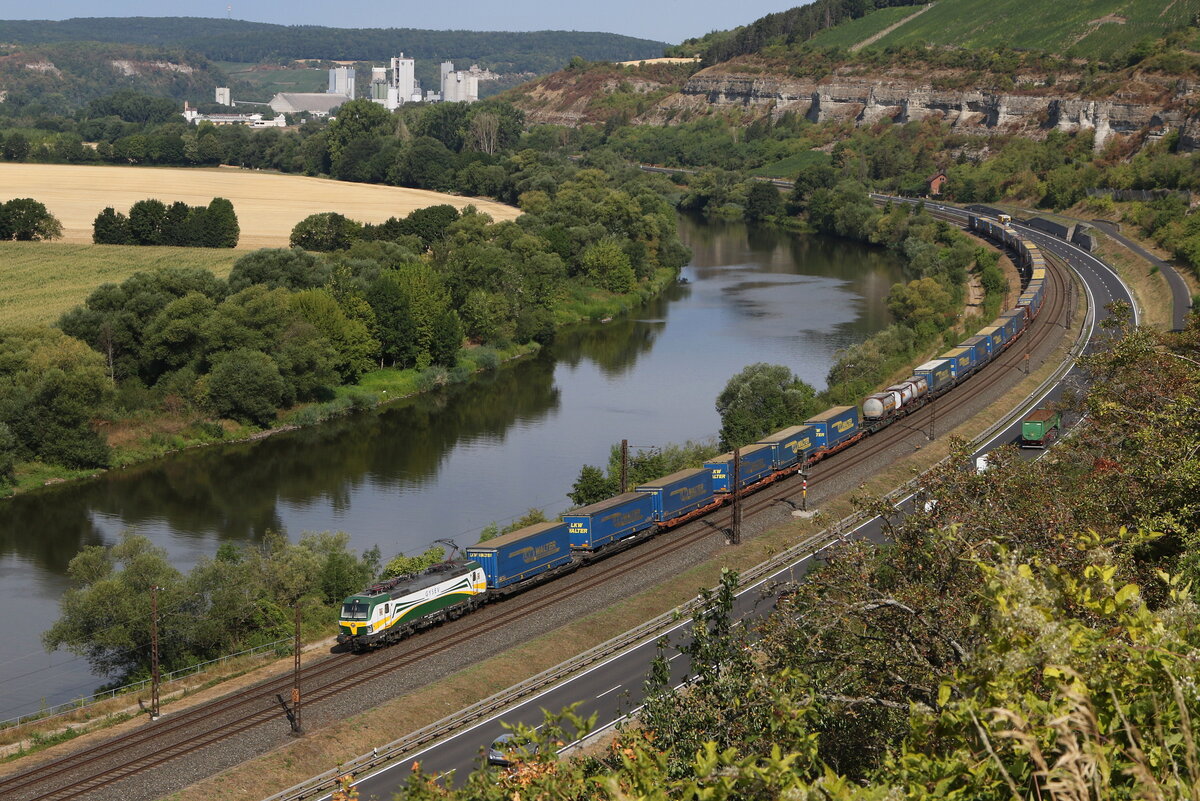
(0, 243, 241, 327)
(806, 5, 930, 50)
(812, 0, 1200, 59)
(0, 164, 521, 250)
(216, 61, 327, 101)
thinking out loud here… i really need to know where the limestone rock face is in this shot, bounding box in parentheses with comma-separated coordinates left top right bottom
(637, 68, 1198, 151)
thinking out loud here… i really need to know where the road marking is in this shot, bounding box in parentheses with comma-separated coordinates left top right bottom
(668, 652, 684, 662)
(596, 684, 622, 698)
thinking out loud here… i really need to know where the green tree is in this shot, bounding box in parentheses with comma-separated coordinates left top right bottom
(289, 212, 362, 252)
(0, 198, 63, 241)
(580, 238, 636, 293)
(744, 181, 783, 222)
(325, 98, 393, 165)
(382, 546, 446, 579)
(715, 362, 818, 450)
(127, 198, 168, 245)
(42, 533, 188, 681)
(429, 308, 463, 367)
(204, 347, 285, 426)
(228, 248, 329, 292)
(568, 464, 619, 506)
(200, 197, 239, 248)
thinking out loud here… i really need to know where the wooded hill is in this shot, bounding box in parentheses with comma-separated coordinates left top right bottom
(0, 17, 667, 75)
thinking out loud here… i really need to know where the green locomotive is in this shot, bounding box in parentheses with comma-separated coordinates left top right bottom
(337, 559, 487, 652)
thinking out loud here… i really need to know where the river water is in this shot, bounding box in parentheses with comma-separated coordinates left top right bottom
(0, 216, 904, 720)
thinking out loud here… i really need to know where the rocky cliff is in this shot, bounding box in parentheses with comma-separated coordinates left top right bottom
(639, 65, 1199, 151)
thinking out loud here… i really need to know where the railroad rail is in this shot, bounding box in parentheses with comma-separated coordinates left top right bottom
(3, 213, 1077, 801)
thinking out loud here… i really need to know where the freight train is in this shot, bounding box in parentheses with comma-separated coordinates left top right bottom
(337, 212, 1047, 652)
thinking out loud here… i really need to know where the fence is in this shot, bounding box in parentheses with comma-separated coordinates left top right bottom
(0, 636, 293, 732)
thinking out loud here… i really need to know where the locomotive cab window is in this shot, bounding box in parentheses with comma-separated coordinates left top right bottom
(341, 601, 370, 620)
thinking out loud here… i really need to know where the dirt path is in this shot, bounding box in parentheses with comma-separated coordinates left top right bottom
(850, 3, 935, 52)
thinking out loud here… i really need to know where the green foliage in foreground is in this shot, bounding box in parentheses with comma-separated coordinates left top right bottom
(404, 312, 1200, 801)
(43, 531, 379, 684)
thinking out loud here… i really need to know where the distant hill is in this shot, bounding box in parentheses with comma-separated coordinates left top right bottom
(0, 42, 222, 116)
(0, 17, 668, 75)
(675, 0, 1200, 63)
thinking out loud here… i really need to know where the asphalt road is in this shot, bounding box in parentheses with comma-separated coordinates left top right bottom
(341, 201, 1135, 801)
(1090, 219, 1192, 331)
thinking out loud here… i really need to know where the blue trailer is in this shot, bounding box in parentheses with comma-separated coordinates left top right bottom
(757, 425, 816, 471)
(636, 468, 715, 523)
(978, 324, 1006, 354)
(1017, 285, 1044, 319)
(705, 443, 776, 493)
(997, 309, 1027, 338)
(959, 334, 992, 365)
(940, 346, 976, 380)
(805, 406, 860, 450)
(465, 521, 574, 590)
(913, 359, 954, 393)
(563, 492, 657, 551)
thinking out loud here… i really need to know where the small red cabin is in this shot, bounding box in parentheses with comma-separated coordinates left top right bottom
(928, 172, 947, 197)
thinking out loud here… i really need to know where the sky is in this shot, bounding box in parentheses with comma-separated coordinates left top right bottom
(0, 1, 802, 44)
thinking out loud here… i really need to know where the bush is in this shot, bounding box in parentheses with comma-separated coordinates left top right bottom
(205, 348, 285, 427)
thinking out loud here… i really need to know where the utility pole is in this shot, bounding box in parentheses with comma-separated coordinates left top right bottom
(150, 585, 161, 720)
(620, 439, 629, 494)
(930, 401, 936, 442)
(1024, 352, 1031, 374)
(730, 448, 742, 545)
(291, 603, 303, 735)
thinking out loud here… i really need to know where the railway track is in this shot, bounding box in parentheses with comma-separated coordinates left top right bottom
(3, 219, 1073, 801)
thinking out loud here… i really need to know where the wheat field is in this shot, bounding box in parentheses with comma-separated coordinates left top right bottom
(0, 163, 521, 249)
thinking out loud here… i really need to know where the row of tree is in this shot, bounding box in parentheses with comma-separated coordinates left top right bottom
(92, 197, 239, 247)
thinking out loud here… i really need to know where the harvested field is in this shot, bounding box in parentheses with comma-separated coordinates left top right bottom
(0, 164, 521, 250)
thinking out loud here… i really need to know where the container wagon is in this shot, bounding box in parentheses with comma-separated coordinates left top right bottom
(805, 406, 861, 451)
(564, 492, 657, 552)
(1020, 408, 1061, 448)
(913, 359, 954, 394)
(978, 324, 1006, 354)
(636, 468, 716, 525)
(705, 444, 776, 493)
(757, 425, 815, 471)
(466, 521, 574, 592)
(940, 346, 976, 380)
(958, 334, 992, 365)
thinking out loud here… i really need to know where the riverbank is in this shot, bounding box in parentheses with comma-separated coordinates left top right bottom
(0, 252, 1084, 798)
(2, 265, 680, 499)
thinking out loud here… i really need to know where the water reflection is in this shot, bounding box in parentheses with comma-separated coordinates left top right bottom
(0, 215, 905, 716)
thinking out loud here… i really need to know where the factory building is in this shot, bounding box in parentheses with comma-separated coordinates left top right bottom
(268, 92, 350, 116)
(328, 66, 356, 99)
(215, 87, 231, 106)
(440, 60, 478, 103)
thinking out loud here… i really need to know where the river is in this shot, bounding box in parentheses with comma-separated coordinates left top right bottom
(0, 215, 904, 720)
